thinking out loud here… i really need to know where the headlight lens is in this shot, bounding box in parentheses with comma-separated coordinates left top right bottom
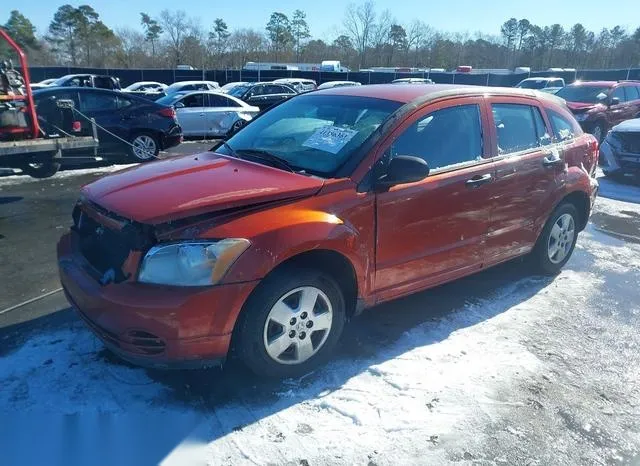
(138, 239, 250, 286)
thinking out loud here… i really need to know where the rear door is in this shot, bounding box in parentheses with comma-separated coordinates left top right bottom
(78, 90, 124, 153)
(624, 85, 640, 119)
(375, 98, 495, 301)
(174, 92, 207, 136)
(609, 86, 630, 127)
(204, 94, 239, 136)
(484, 98, 561, 266)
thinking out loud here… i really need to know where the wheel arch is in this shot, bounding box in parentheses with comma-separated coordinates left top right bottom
(555, 190, 591, 232)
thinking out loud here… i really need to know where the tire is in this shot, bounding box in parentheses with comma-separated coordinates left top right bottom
(225, 119, 245, 139)
(236, 266, 346, 378)
(21, 161, 61, 179)
(532, 203, 579, 275)
(129, 132, 159, 162)
(591, 121, 605, 143)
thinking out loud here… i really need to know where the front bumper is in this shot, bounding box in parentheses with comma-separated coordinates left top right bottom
(600, 140, 640, 175)
(58, 231, 258, 369)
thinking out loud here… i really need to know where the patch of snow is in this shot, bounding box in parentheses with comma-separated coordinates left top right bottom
(0, 164, 136, 187)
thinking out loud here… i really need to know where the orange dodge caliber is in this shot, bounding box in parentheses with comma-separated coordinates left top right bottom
(58, 84, 599, 377)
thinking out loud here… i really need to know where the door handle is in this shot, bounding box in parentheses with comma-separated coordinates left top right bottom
(465, 173, 493, 188)
(542, 156, 564, 167)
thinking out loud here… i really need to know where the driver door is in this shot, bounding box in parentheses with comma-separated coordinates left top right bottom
(374, 98, 495, 301)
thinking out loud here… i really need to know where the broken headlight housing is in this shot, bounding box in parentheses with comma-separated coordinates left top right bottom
(138, 239, 250, 286)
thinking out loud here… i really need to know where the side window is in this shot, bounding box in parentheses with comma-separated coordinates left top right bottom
(532, 107, 552, 145)
(117, 96, 133, 109)
(390, 104, 483, 171)
(553, 80, 563, 87)
(250, 85, 263, 96)
(492, 103, 544, 154)
(207, 94, 236, 107)
(181, 93, 205, 108)
(548, 110, 577, 141)
(179, 84, 195, 91)
(80, 92, 119, 112)
(612, 87, 626, 103)
(625, 86, 640, 101)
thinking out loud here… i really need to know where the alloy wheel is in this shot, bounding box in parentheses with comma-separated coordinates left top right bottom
(263, 286, 333, 365)
(132, 135, 156, 160)
(547, 213, 575, 264)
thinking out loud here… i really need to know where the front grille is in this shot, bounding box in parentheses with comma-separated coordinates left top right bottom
(72, 203, 155, 283)
(73, 207, 132, 281)
(613, 132, 640, 153)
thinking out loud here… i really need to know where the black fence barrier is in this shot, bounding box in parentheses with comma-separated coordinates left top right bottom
(26, 66, 640, 89)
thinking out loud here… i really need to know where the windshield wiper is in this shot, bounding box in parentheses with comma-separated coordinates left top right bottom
(235, 149, 297, 173)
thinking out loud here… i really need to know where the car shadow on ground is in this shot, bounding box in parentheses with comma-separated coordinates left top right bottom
(1, 258, 555, 464)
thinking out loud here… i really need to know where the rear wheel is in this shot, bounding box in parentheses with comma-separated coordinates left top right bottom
(225, 119, 245, 138)
(20, 161, 61, 179)
(532, 203, 579, 275)
(236, 267, 346, 378)
(129, 132, 159, 162)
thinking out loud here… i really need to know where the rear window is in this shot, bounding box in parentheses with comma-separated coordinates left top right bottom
(492, 104, 548, 154)
(80, 92, 119, 112)
(518, 80, 547, 90)
(548, 110, 579, 141)
(625, 86, 640, 101)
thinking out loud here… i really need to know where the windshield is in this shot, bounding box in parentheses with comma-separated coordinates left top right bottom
(517, 80, 547, 89)
(217, 94, 401, 177)
(556, 85, 611, 103)
(155, 93, 185, 106)
(228, 85, 251, 97)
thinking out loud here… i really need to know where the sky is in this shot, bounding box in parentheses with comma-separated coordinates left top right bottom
(4, 0, 639, 40)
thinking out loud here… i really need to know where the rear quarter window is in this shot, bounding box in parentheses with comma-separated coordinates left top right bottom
(547, 109, 582, 141)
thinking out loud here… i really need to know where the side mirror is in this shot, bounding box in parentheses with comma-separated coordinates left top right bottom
(610, 97, 620, 106)
(174, 102, 185, 109)
(377, 156, 430, 188)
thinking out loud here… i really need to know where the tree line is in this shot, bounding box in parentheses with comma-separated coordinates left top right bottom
(2, 2, 640, 71)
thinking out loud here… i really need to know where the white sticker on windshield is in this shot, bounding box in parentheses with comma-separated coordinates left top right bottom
(302, 126, 358, 154)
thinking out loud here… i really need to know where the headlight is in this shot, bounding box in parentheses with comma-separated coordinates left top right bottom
(138, 239, 250, 286)
(574, 113, 588, 122)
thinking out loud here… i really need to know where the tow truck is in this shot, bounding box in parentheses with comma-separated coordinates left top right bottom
(0, 28, 97, 178)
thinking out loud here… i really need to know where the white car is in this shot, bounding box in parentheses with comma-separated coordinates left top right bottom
(516, 77, 565, 94)
(273, 78, 317, 93)
(123, 81, 167, 93)
(156, 91, 259, 137)
(392, 78, 434, 84)
(317, 81, 362, 90)
(164, 81, 220, 95)
(220, 82, 250, 93)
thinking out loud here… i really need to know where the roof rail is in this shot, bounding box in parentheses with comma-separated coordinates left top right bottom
(618, 79, 640, 83)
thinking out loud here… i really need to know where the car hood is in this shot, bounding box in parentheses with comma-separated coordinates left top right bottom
(82, 153, 324, 224)
(565, 102, 603, 113)
(612, 118, 640, 133)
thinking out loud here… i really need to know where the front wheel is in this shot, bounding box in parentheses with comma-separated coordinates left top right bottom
(532, 203, 579, 275)
(236, 267, 346, 378)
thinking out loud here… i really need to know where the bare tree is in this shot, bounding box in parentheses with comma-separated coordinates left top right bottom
(116, 27, 146, 68)
(343, 0, 376, 67)
(159, 9, 196, 67)
(230, 28, 267, 68)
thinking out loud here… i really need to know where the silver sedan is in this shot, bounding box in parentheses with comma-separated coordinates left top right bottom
(156, 91, 260, 137)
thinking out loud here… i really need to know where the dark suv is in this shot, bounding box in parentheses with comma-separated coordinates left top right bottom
(556, 80, 640, 142)
(226, 82, 297, 111)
